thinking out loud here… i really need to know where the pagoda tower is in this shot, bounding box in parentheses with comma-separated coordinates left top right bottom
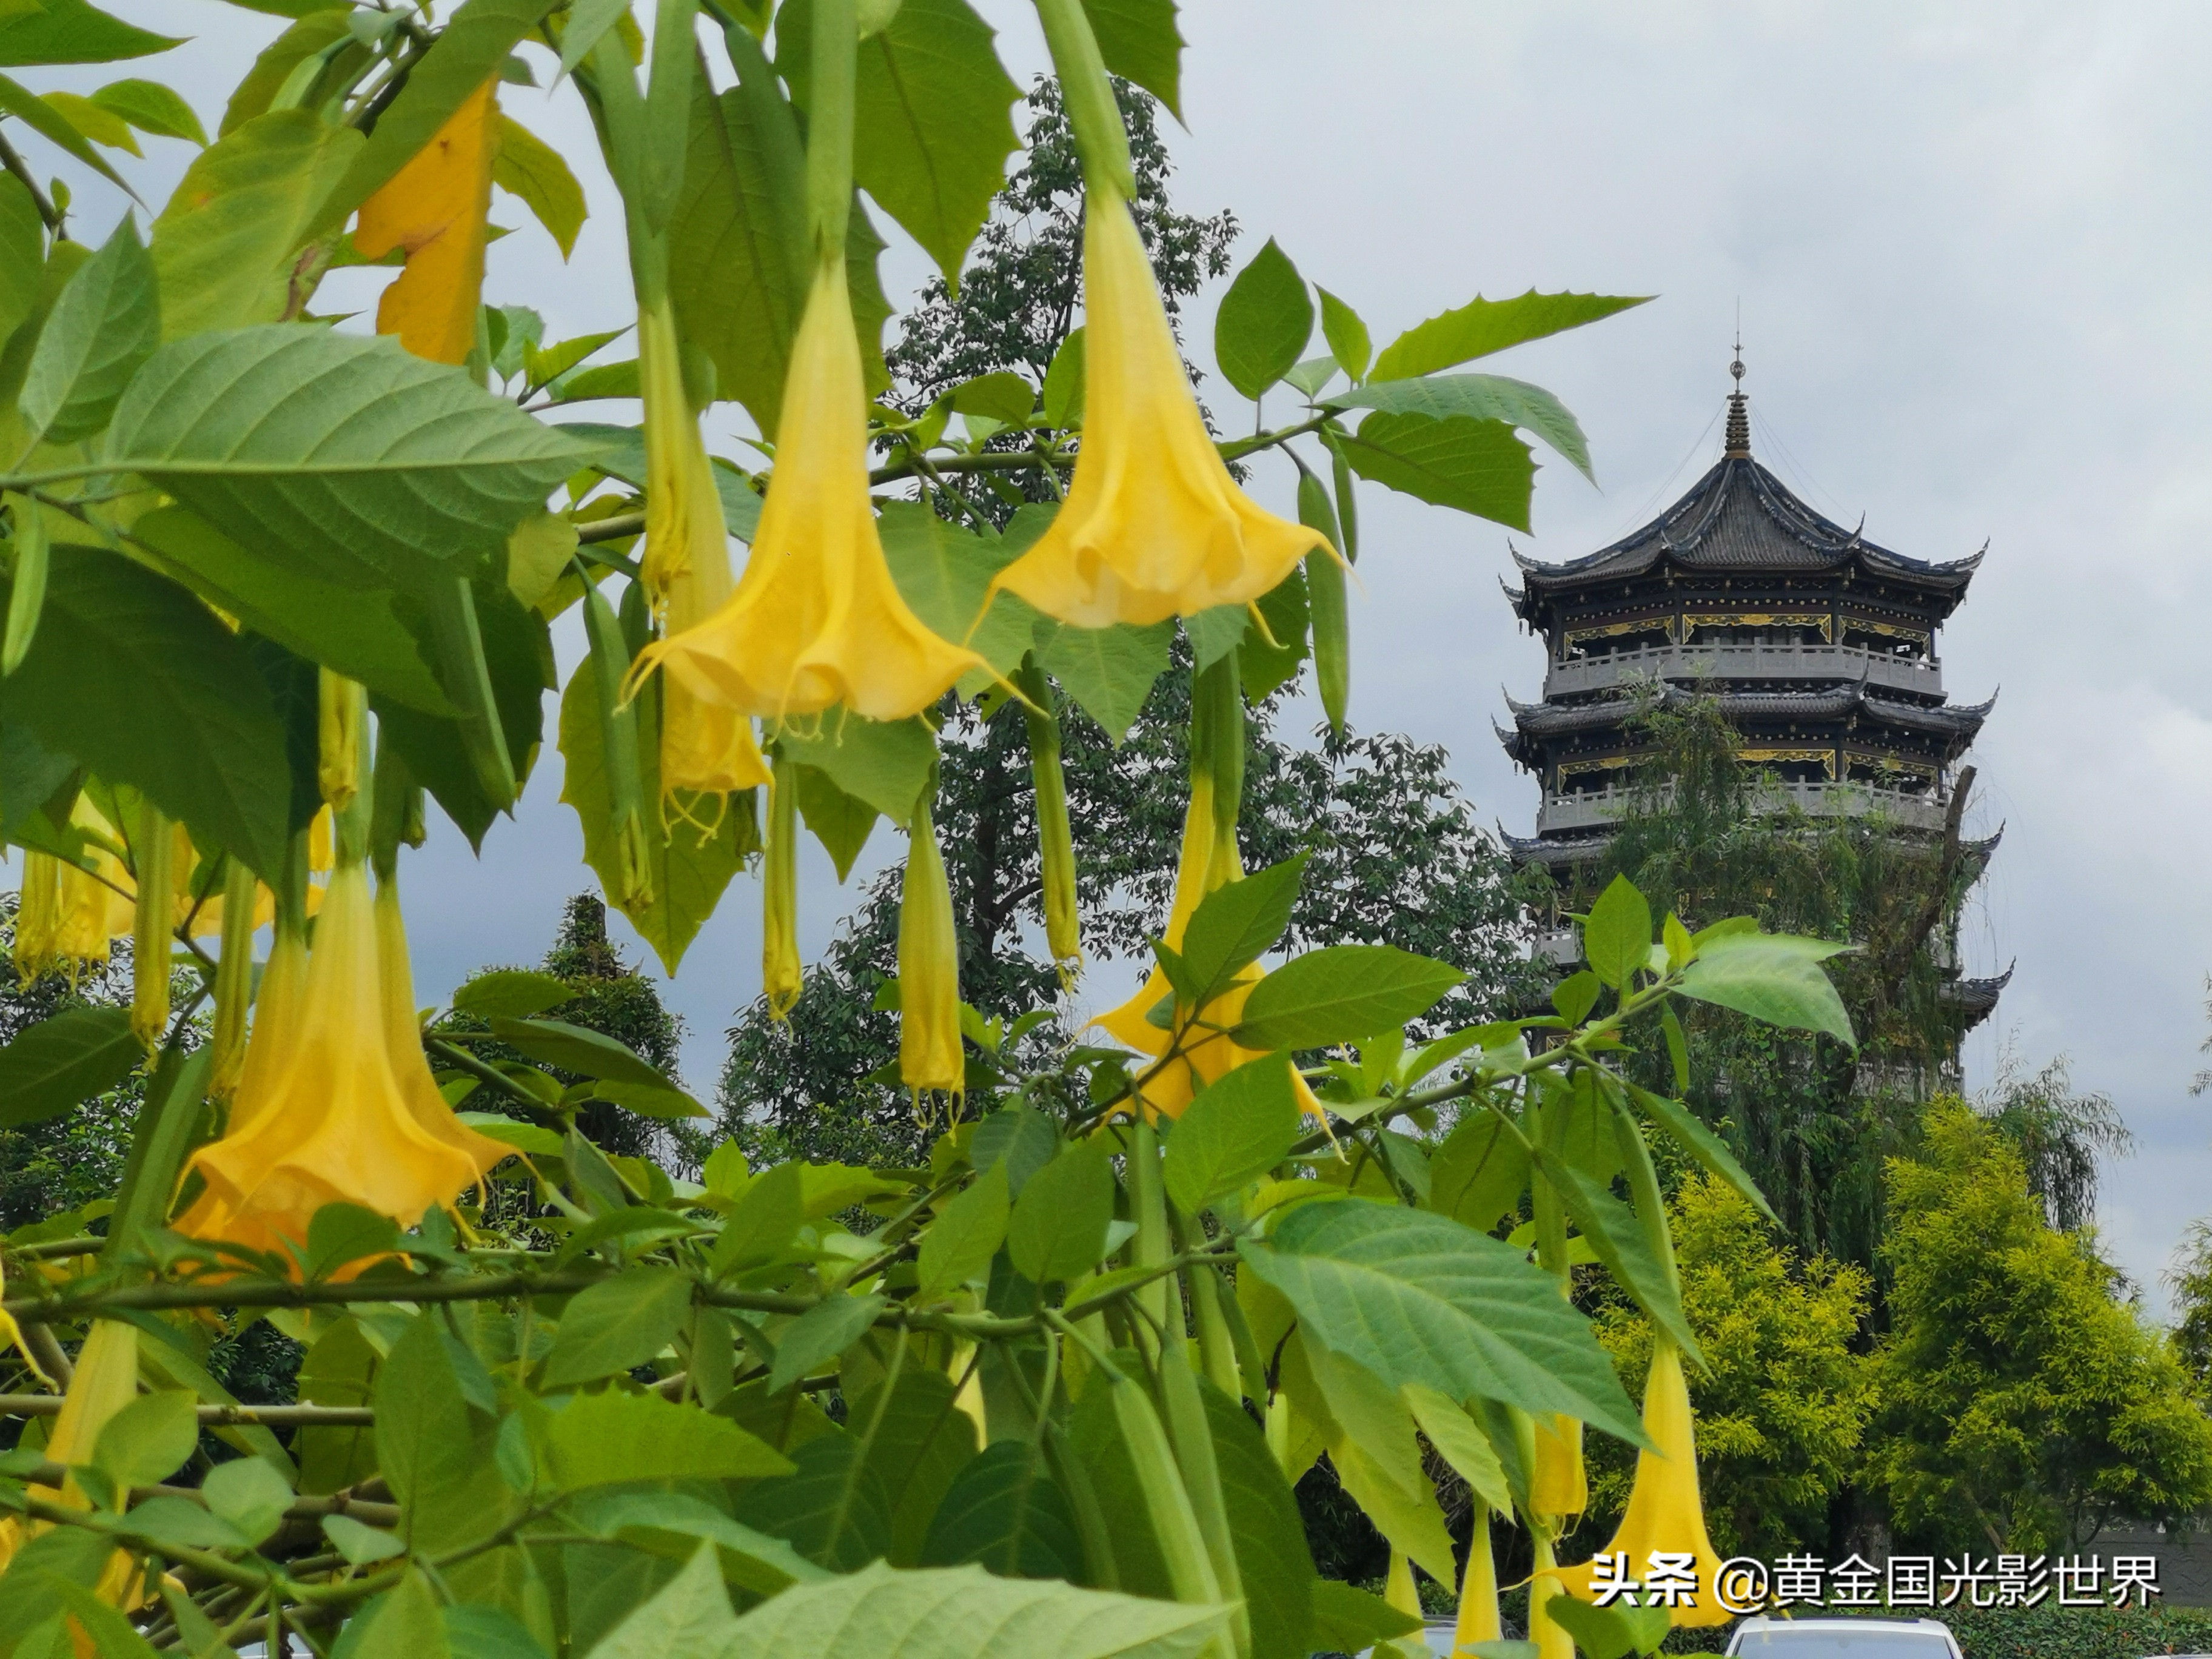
(1498, 355, 2008, 1030)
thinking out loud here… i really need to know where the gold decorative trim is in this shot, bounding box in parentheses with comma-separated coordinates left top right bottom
(1681, 611, 1833, 641)
(1557, 754, 1640, 783)
(1738, 746, 1838, 779)
(1840, 616, 1929, 645)
(1563, 617, 1675, 648)
(1845, 752, 1938, 782)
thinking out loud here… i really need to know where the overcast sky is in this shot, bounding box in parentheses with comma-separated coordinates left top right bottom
(35, 2, 2212, 1310)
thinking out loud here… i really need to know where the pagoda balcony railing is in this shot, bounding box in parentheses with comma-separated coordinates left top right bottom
(1545, 642, 1943, 700)
(1536, 779, 1950, 835)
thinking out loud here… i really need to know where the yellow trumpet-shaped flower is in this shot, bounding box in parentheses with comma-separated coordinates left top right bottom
(0, 1319, 154, 1612)
(642, 261, 982, 722)
(1528, 1533, 1575, 1659)
(1452, 1506, 1503, 1657)
(14, 797, 133, 981)
(899, 797, 964, 1096)
(175, 863, 506, 1264)
(762, 756, 802, 1020)
(992, 195, 1328, 627)
(1555, 1341, 1731, 1628)
(1531, 1412, 1588, 1518)
(637, 298, 771, 800)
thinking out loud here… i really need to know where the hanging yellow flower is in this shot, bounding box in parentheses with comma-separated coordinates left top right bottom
(1531, 1412, 1588, 1518)
(1555, 1341, 1731, 1628)
(175, 862, 506, 1264)
(640, 261, 982, 723)
(1528, 1533, 1576, 1659)
(355, 79, 498, 367)
(762, 754, 802, 1019)
(638, 297, 771, 799)
(1451, 1506, 1502, 1657)
(13, 798, 133, 981)
(991, 194, 1327, 627)
(899, 796, 964, 1097)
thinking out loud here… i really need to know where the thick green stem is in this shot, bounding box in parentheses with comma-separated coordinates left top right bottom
(1031, 0, 1134, 199)
(129, 799, 174, 1051)
(1129, 1119, 1172, 1337)
(1172, 1210, 1240, 1403)
(805, 0, 857, 261)
(1157, 1336, 1250, 1659)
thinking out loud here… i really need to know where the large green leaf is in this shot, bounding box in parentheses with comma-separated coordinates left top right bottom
(102, 327, 597, 594)
(1214, 237, 1311, 401)
(878, 501, 1034, 685)
(733, 1430, 894, 1572)
(538, 1267, 694, 1390)
(1033, 616, 1171, 743)
(87, 79, 205, 147)
(0, 0, 179, 65)
(1233, 944, 1464, 1050)
(488, 1015, 688, 1094)
(1369, 290, 1650, 382)
(313, 0, 558, 236)
(0, 70, 133, 195)
(779, 0, 1018, 283)
(1624, 1081, 1776, 1225)
(0, 1005, 136, 1128)
(494, 112, 586, 259)
(1323, 372, 1592, 480)
(1200, 1378, 1315, 1659)
(1310, 1582, 1419, 1656)
(1529, 1147, 1698, 1361)
(1007, 1139, 1113, 1285)
(149, 111, 361, 342)
(0, 543, 290, 877)
(916, 1161, 1008, 1301)
(778, 711, 934, 825)
(220, 12, 357, 138)
(722, 1560, 1223, 1659)
(1082, 0, 1183, 119)
(0, 176, 42, 349)
(1162, 1056, 1302, 1215)
(1426, 1108, 1528, 1236)
(18, 216, 157, 444)
(559, 653, 751, 974)
(1336, 411, 1535, 531)
(766, 1293, 886, 1393)
(792, 759, 876, 882)
(1239, 1201, 1643, 1443)
(1581, 873, 1652, 992)
(374, 1316, 512, 1557)
(1675, 931, 1856, 1045)
(1178, 854, 1305, 996)
(569, 1489, 830, 1598)
(853, 1366, 979, 1567)
(538, 1390, 792, 1491)
(580, 1542, 737, 1659)
(919, 1441, 1081, 1580)
(130, 506, 449, 714)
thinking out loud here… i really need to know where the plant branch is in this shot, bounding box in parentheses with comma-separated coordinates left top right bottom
(0, 126, 62, 233)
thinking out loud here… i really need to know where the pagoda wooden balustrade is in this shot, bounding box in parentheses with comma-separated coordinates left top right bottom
(1537, 779, 1949, 835)
(1546, 640, 1943, 700)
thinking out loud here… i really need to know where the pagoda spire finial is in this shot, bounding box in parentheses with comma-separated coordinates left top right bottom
(1724, 325, 1751, 458)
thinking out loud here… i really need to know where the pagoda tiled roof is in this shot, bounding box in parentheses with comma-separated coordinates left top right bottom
(1509, 455, 1982, 613)
(1939, 963, 2014, 1030)
(1496, 682, 1993, 762)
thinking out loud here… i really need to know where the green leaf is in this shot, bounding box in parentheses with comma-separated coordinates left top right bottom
(780, 0, 1019, 283)
(1239, 1201, 1643, 1443)
(1163, 1056, 1302, 1215)
(538, 1390, 792, 1490)
(1369, 290, 1651, 382)
(148, 110, 362, 342)
(0, 1, 180, 66)
(93, 1390, 198, 1489)
(1282, 354, 1336, 399)
(1033, 616, 1172, 742)
(1233, 944, 1464, 1050)
(1542, 1142, 1700, 1361)
(1547, 1594, 1671, 1659)
(303, 1202, 401, 1282)
(538, 1266, 694, 1390)
(734, 1431, 894, 1572)
(124, 1494, 252, 1554)
(792, 760, 876, 881)
(102, 326, 597, 595)
(580, 1543, 737, 1659)
(1624, 1082, 1776, 1225)
(488, 1015, 689, 1096)
(200, 1455, 293, 1546)
(1324, 372, 1592, 480)
(1184, 604, 1246, 675)
(1179, 854, 1307, 996)
(949, 370, 1035, 427)
(1551, 969, 1600, 1026)
(0, 544, 290, 877)
(452, 968, 574, 1021)
(315, 0, 558, 236)
(710, 1161, 805, 1276)
(569, 1488, 830, 1597)
(558, 638, 751, 973)
(323, 1513, 406, 1567)
(970, 1103, 1059, 1195)
(1082, 0, 1183, 118)
(495, 113, 586, 259)
(778, 712, 934, 825)
(1007, 1138, 1113, 1284)
(0, 1005, 137, 1128)
(1315, 288, 1369, 383)
(1427, 1108, 1529, 1236)
(1213, 238, 1312, 401)
(88, 79, 204, 147)
(1042, 326, 1084, 426)
(375, 1316, 512, 1555)
(1309, 1581, 1419, 1655)
(1201, 1378, 1315, 1659)
(0, 70, 135, 195)
(1401, 1383, 1511, 1517)
(916, 1161, 1008, 1301)
(919, 1441, 1081, 1580)
(1581, 873, 1652, 992)
(853, 1367, 979, 1567)
(878, 501, 1034, 686)
(220, 12, 357, 137)
(722, 1560, 1225, 1659)
(1239, 565, 1309, 702)
(525, 327, 628, 392)
(1336, 411, 1535, 531)
(1675, 931, 1856, 1045)
(38, 1576, 165, 1659)
(768, 1293, 888, 1393)
(0, 176, 42, 350)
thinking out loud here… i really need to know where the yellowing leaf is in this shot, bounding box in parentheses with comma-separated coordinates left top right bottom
(355, 79, 497, 366)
